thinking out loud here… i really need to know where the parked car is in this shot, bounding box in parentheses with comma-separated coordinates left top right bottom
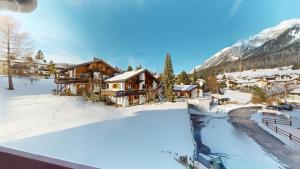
(278, 103, 294, 111)
(266, 105, 282, 111)
(266, 104, 293, 111)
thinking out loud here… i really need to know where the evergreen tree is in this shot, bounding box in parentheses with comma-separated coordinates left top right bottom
(191, 69, 197, 85)
(35, 50, 44, 60)
(48, 60, 56, 75)
(162, 52, 175, 101)
(177, 71, 190, 85)
(127, 65, 133, 71)
(136, 64, 142, 70)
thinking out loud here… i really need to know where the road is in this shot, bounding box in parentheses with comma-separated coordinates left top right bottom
(228, 107, 300, 169)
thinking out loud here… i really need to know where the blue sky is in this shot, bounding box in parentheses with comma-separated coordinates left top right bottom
(1, 0, 300, 74)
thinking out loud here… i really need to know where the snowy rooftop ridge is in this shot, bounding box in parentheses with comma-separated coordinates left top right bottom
(233, 79, 260, 84)
(290, 87, 300, 94)
(217, 66, 300, 80)
(105, 69, 146, 82)
(0, 57, 49, 65)
(173, 85, 198, 91)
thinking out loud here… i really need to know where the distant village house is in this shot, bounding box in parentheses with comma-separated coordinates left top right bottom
(173, 85, 199, 99)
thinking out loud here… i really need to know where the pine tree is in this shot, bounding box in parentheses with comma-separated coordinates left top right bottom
(191, 69, 197, 85)
(35, 50, 44, 60)
(177, 71, 190, 85)
(162, 52, 175, 102)
(127, 65, 133, 71)
(48, 60, 56, 75)
(136, 64, 142, 70)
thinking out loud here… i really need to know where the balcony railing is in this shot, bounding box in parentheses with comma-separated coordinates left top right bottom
(0, 146, 98, 169)
(101, 89, 147, 97)
(55, 77, 90, 84)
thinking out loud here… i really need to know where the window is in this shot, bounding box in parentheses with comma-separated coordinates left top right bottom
(112, 83, 120, 89)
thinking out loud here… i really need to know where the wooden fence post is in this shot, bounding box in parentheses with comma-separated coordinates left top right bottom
(275, 119, 276, 124)
(289, 133, 292, 140)
(275, 126, 278, 133)
(266, 121, 268, 127)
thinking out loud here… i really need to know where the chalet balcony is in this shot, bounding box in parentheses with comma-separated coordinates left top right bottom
(101, 89, 147, 97)
(55, 77, 90, 84)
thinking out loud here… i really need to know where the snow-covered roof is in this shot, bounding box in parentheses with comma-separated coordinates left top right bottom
(60, 59, 118, 73)
(0, 57, 25, 63)
(0, 57, 49, 65)
(197, 79, 205, 82)
(233, 79, 259, 84)
(210, 94, 230, 100)
(173, 85, 198, 91)
(218, 66, 300, 80)
(290, 88, 300, 94)
(105, 69, 154, 82)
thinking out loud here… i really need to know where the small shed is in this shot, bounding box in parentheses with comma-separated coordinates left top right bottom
(173, 85, 199, 99)
(210, 94, 230, 105)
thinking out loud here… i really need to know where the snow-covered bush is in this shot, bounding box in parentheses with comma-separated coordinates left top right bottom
(251, 86, 267, 103)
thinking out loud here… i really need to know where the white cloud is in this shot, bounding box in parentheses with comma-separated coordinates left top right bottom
(229, 0, 243, 17)
(67, 0, 148, 8)
(47, 50, 87, 64)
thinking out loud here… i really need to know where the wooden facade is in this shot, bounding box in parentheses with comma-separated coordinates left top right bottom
(102, 69, 159, 107)
(173, 85, 199, 99)
(55, 59, 118, 95)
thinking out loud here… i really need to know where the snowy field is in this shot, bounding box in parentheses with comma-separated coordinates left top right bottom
(0, 76, 56, 97)
(223, 90, 252, 104)
(2, 102, 194, 169)
(0, 76, 195, 169)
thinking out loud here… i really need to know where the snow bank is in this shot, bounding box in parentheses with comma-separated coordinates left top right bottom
(2, 102, 194, 169)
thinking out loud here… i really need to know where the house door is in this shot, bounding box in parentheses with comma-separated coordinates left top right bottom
(128, 95, 134, 105)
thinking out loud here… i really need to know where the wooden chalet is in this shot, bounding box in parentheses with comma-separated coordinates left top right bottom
(101, 69, 159, 107)
(173, 85, 199, 99)
(55, 58, 119, 95)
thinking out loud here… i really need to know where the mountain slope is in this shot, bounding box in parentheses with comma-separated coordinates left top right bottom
(194, 19, 300, 72)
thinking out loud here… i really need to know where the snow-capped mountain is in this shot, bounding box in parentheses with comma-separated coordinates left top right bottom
(194, 19, 300, 72)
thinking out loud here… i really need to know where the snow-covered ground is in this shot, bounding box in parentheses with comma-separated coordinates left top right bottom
(0, 76, 195, 169)
(201, 117, 286, 169)
(0, 76, 56, 97)
(2, 102, 194, 169)
(223, 90, 252, 104)
(282, 109, 300, 128)
(0, 94, 193, 145)
(252, 113, 300, 152)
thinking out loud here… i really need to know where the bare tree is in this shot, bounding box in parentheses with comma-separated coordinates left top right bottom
(0, 16, 34, 90)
